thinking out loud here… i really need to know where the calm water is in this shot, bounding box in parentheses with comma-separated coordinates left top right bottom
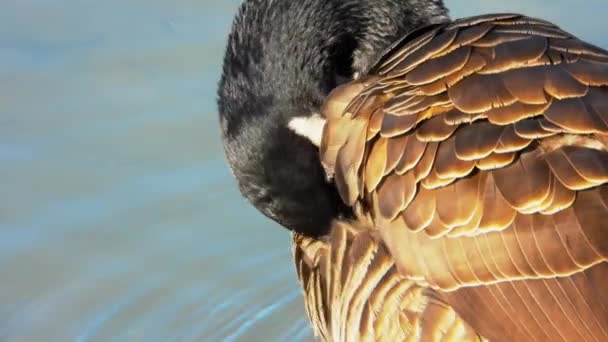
(1, 0, 606, 341)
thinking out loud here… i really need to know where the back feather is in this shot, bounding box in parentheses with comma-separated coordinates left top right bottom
(313, 13, 608, 341)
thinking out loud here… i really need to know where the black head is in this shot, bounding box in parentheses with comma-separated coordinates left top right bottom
(217, 0, 449, 237)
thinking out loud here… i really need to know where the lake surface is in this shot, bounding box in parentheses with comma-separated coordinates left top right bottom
(1, 0, 606, 341)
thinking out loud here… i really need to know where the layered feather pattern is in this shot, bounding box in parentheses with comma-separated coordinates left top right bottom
(305, 13, 608, 341)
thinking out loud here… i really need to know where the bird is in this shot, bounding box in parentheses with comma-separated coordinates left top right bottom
(217, 0, 608, 341)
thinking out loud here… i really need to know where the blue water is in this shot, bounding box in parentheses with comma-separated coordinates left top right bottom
(0, 0, 606, 341)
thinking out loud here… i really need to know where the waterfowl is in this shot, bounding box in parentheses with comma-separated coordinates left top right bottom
(218, 1, 608, 341)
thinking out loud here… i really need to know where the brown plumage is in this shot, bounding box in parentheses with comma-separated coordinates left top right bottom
(296, 13, 608, 341)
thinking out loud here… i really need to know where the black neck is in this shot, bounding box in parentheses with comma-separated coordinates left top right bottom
(218, 0, 449, 237)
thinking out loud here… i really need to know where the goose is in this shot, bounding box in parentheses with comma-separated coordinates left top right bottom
(217, 0, 608, 340)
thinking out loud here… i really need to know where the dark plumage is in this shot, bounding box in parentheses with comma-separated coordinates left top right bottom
(218, 0, 448, 236)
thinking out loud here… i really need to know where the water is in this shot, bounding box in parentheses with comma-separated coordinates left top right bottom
(0, 0, 606, 341)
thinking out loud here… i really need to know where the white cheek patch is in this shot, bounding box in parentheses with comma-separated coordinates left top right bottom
(288, 114, 326, 147)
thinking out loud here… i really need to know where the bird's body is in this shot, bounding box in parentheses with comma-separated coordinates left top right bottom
(218, 1, 608, 341)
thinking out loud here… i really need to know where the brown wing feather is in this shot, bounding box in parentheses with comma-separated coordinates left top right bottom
(319, 13, 608, 341)
(293, 222, 483, 341)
